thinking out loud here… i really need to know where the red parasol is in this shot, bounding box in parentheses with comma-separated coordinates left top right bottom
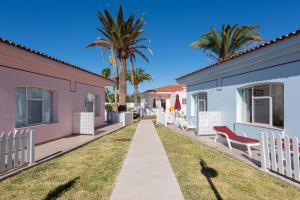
(174, 94, 181, 110)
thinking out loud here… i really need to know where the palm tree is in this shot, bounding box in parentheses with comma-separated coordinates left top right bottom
(101, 67, 113, 105)
(127, 67, 153, 105)
(128, 44, 153, 92)
(87, 6, 152, 109)
(86, 39, 119, 110)
(191, 24, 263, 60)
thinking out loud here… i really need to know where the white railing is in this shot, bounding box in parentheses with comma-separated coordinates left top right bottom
(198, 111, 220, 135)
(107, 112, 121, 123)
(156, 111, 167, 126)
(260, 132, 300, 182)
(107, 112, 133, 127)
(72, 112, 95, 135)
(0, 129, 35, 174)
(122, 112, 134, 126)
(141, 108, 161, 116)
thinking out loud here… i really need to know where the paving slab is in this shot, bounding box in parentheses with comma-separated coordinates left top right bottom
(110, 120, 184, 200)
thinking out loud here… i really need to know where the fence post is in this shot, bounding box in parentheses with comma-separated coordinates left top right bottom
(7, 132, 13, 170)
(292, 137, 300, 181)
(260, 132, 267, 171)
(0, 132, 7, 172)
(122, 112, 125, 127)
(284, 135, 292, 178)
(276, 134, 284, 174)
(164, 113, 167, 127)
(29, 130, 35, 165)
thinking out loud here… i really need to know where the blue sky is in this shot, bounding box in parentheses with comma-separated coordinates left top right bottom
(1, 0, 300, 93)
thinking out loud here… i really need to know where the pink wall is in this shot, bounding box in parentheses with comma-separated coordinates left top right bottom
(0, 42, 113, 144)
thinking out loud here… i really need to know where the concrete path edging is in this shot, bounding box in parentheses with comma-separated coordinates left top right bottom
(110, 120, 184, 200)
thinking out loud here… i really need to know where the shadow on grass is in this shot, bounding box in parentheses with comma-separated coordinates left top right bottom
(44, 177, 80, 200)
(200, 159, 223, 200)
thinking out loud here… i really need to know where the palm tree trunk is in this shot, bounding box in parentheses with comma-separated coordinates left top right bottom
(111, 47, 118, 112)
(129, 60, 135, 90)
(119, 58, 127, 107)
(113, 85, 118, 111)
(134, 84, 139, 106)
(105, 88, 112, 105)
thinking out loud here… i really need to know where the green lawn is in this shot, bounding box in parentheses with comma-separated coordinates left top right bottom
(156, 125, 300, 200)
(0, 123, 137, 200)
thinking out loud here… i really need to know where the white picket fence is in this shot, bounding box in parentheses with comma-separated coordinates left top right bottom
(198, 111, 220, 135)
(260, 132, 300, 182)
(0, 129, 35, 174)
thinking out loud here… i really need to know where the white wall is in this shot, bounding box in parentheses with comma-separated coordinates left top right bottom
(140, 90, 187, 114)
(179, 34, 300, 139)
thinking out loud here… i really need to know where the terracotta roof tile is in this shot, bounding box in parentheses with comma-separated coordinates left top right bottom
(176, 29, 300, 80)
(144, 84, 185, 93)
(0, 38, 115, 83)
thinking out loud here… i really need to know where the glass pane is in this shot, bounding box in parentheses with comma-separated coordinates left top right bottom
(16, 87, 26, 127)
(254, 84, 270, 97)
(95, 96, 100, 116)
(192, 94, 197, 115)
(28, 100, 43, 124)
(28, 87, 43, 99)
(43, 90, 53, 123)
(254, 98, 270, 125)
(272, 84, 284, 128)
(86, 102, 94, 112)
(198, 92, 207, 100)
(161, 99, 166, 110)
(242, 88, 252, 122)
(85, 94, 95, 112)
(198, 100, 206, 112)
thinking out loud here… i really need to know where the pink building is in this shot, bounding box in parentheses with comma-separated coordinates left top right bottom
(0, 38, 114, 144)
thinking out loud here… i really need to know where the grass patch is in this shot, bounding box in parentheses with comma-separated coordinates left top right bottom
(156, 125, 300, 200)
(0, 123, 137, 200)
(139, 115, 156, 120)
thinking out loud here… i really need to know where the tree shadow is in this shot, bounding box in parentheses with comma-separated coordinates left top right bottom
(44, 177, 80, 200)
(200, 159, 223, 200)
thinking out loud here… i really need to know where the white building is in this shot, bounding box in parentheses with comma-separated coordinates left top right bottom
(140, 84, 187, 115)
(176, 29, 300, 139)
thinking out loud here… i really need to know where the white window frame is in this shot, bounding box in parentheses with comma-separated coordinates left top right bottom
(84, 93, 100, 117)
(191, 92, 207, 116)
(16, 87, 53, 127)
(242, 83, 283, 127)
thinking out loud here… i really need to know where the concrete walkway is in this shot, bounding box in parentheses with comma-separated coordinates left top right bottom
(35, 123, 123, 161)
(110, 120, 184, 200)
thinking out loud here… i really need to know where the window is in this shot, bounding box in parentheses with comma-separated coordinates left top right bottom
(16, 87, 53, 127)
(192, 92, 207, 115)
(182, 98, 187, 105)
(84, 93, 100, 116)
(241, 83, 284, 128)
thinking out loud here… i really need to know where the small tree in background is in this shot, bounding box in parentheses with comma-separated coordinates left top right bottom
(127, 67, 153, 106)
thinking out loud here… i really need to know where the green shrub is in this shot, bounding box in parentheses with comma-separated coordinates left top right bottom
(105, 104, 113, 112)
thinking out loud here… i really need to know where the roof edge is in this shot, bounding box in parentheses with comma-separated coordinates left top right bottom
(176, 29, 300, 81)
(0, 37, 115, 83)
